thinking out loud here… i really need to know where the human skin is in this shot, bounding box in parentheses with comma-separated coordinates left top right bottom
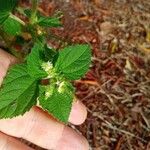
(0, 49, 89, 150)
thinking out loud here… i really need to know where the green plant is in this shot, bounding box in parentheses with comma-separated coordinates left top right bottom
(0, 0, 91, 123)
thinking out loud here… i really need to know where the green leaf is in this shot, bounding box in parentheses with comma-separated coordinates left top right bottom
(38, 16, 62, 27)
(0, 64, 38, 118)
(24, 9, 31, 17)
(24, 9, 62, 28)
(2, 17, 22, 35)
(0, 0, 18, 24)
(24, 9, 42, 18)
(55, 44, 91, 80)
(27, 42, 47, 79)
(44, 44, 58, 62)
(0, 12, 9, 24)
(39, 84, 74, 123)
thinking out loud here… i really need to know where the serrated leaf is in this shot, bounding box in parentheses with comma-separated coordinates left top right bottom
(2, 17, 22, 35)
(39, 85, 74, 123)
(27, 42, 47, 79)
(55, 44, 91, 80)
(0, 0, 18, 24)
(38, 16, 62, 27)
(0, 64, 38, 118)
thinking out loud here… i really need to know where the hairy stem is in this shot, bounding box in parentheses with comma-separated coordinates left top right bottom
(30, 0, 38, 24)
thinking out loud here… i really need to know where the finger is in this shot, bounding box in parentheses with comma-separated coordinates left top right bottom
(0, 49, 17, 68)
(56, 126, 89, 150)
(0, 132, 33, 150)
(0, 107, 89, 150)
(69, 100, 87, 125)
(0, 49, 88, 125)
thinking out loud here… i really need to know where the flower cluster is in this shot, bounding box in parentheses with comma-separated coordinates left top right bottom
(41, 61, 56, 78)
(41, 61, 67, 98)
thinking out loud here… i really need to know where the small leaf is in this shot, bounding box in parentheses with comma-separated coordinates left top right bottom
(38, 16, 62, 27)
(2, 17, 22, 35)
(24, 9, 31, 17)
(24, 9, 40, 18)
(39, 84, 74, 123)
(0, 64, 38, 118)
(44, 44, 58, 62)
(27, 42, 47, 79)
(24, 9, 61, 28)
(55, 44, 91, 80)
(0, 0, 18, 24)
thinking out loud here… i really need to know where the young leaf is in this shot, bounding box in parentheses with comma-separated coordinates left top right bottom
(44, 44, 58, 62)
(24, 9, 61, 28)
(27, 42, 47, 79)
(38, 16, 62, 27)
(0, 0, 18, 24)
(0, 64, 38, 118)
(24, 9, 31, 17)
(3, 17, 22, 35)
(55, 44, 91, 80)
(39, 84, 74, 123)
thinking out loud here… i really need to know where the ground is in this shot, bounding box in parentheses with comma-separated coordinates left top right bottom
(20, 0, 150, 149)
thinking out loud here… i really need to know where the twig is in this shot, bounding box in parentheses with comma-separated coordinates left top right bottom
(75, 80, 99, 86)
(140, 110, 150, 129)
(126, 135, 134, 150)
(104, 123, 147, 143)
(94, 113, 147, 143)
(97, 87, 116, 107)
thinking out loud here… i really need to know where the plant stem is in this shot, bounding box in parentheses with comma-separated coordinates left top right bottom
(10, 13, 25, 26)
(30, 0, 38, 24)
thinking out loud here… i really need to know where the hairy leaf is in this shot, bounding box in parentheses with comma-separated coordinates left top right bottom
(38, 16, 62, 27)
(0, 0, 18, 24)
(27, 42, 47, 79)
(3, 17, 22, 35)
(0, 64, 38, 118)
(39, 85, 74, 123)
(55, 44, 91, 80)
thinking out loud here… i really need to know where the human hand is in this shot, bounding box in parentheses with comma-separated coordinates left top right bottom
(0, 49, 89, 150)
